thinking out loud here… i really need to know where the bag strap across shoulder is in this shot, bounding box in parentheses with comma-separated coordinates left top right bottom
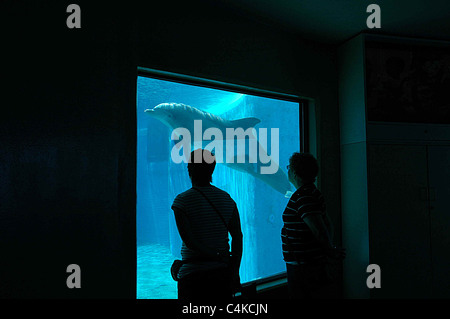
(193, 187, 230, 233)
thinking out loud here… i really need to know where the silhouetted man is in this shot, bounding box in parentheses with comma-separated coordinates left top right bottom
(282, 152, 344, 298)
(172, 149, 243, 299)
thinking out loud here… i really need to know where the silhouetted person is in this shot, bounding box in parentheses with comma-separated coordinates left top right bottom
(172, 149, 243, 299)
(282, 152, 344, 298)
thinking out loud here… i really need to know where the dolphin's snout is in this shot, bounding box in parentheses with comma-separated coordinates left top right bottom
(144, 109, 154, 113)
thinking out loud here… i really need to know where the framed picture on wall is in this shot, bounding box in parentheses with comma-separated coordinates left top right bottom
(365, 41, 450, 124)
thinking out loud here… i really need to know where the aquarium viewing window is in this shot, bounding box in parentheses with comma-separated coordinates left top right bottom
(136, 68, 305, 299)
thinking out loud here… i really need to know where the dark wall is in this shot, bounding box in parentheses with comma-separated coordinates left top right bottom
(1, 1, 136, 298)
(0, 1, 340, 298)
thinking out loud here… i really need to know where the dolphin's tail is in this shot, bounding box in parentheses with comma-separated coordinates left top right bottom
(225, 157, 293, 196)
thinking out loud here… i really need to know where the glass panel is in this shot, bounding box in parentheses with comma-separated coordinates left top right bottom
(137, 75, 300, 299)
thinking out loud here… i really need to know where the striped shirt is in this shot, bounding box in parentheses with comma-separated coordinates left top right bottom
(281, 183, 327, 264)
(171, 185, 237, 279)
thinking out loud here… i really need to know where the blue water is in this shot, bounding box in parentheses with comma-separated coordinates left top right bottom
(136, 75, 299, 299)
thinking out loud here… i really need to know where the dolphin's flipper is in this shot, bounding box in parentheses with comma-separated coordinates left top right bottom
(229, 117, 261, 130)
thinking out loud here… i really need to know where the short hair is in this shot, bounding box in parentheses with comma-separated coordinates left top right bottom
(187, 149, 216, 184)
(289, 152, 318, 182)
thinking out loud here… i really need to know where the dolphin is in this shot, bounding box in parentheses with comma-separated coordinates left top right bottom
(145, 103, 293, 196)
(145, 102, 260, 138)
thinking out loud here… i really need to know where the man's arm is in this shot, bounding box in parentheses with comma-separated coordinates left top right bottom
(303, 212, 345, 259)
(227, 205, 243, 290)
(228, 206, 243, 272)
(302, 213, 333, 250)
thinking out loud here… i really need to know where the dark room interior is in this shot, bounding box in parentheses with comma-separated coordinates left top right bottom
(1, 0, 450, 305)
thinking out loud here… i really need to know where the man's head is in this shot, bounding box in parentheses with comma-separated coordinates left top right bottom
(287, 152, 318, 186)
(187, 149, 216, 185)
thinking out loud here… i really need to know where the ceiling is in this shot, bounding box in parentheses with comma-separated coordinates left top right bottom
(218, 0, 450, 45)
